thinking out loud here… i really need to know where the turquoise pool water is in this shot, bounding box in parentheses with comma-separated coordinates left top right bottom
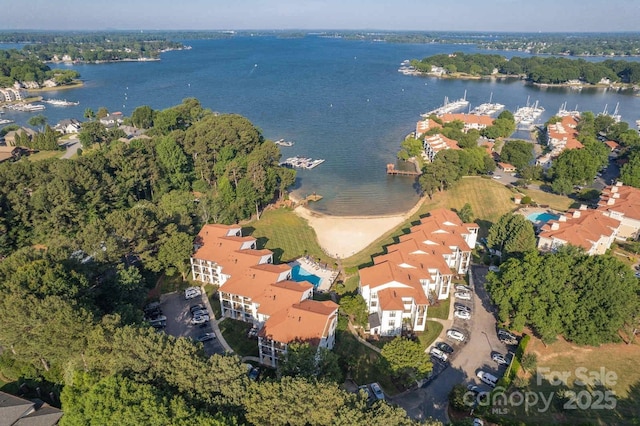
(291, 265, 322, 288)
(526, 212, 559, 223)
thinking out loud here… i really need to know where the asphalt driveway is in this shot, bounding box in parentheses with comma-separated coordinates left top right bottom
(392, 265, 514, 423)
(159, 291, 225, 356)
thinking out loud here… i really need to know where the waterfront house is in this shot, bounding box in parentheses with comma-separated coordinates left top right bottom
(537, 116, 583, 169)
(415, 118, 442, 138)
(358, 209, 478, 336)
(3, 127, 37, 146)
(597, 183, 640, 240)
(99, 112, 124, 128)
(0, 145, 27, 163)
(190, 223, 339, 367)
(422, 134, 460, 162)
(537, 207, 620, 255)
(54, 119, 82, 134)
(258, 300, 338, 368)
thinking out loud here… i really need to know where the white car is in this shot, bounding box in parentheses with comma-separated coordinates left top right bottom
(477, 371, 498, 388)
(454, 291, 472, 301)
(492, 353, 509, 366)
(190, 315, 209, 325)
(185, 286, 202, 300)
(430, 347, 448, 362)
(191, 309, 208, 317)
(454, 309, 471, 320)
(447, 329, 465, 342)
(455, 284, 471, 292)
(370, 382, 385, 401)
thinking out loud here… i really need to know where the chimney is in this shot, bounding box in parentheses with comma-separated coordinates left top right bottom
(579, 204, 587, 211)
(558, 214, 567, 222)
(616, 181, 623, 187)
(572, 210, 581, 218)
(607, 198, 615, 205)
(612, 193, 620, 199)
(551, 222, 560, 230)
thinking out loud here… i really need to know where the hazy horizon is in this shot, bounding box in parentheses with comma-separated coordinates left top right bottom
(5, 0, 640, 33)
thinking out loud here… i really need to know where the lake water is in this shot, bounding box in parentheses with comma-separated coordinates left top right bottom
(2, 36, 640, 215)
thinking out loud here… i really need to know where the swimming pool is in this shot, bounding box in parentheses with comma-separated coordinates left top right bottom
(291, 264, 322, 288)
(526, 212, 559, 223)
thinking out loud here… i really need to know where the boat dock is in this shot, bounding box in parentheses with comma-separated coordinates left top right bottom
(386, 163, 421, 176)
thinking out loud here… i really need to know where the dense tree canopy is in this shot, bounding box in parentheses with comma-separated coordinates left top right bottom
(487, 213, 537, 260)
(487, 248, 639, 345)
(499, 140, 533, 170)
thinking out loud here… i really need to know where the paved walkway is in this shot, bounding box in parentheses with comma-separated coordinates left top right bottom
(347, 321, 381, 353)
(200, 290, 234, 353)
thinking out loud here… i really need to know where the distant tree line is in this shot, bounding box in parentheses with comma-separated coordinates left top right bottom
(410, 52, 640, 84)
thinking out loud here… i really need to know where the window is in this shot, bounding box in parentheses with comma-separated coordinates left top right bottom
(388, 320, 396, 328)
(371, 292, 378, 299)
(388, 311, 396, 318)
(370, 301, 377, 308)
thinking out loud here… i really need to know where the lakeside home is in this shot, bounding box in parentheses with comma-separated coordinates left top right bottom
(598, 182, 640, 240)
(358, 209, 478, 336)
(190, 224, 338, 367)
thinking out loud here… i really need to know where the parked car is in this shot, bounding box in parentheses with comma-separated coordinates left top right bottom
(497, 329, 517, 340)
(492, 353, 509, 366)
(190, 304, 205, 314)
(467, 384, 480, 394)
(477, 371, 498, 388)
(455, 284, 471, 292)
(191, 309, 208, 318)
(435, 341, 454, 354)
(488, 265, 500, 272)
(430, 347, 448, 362)
(185, 286, 202, 300)
(190, 315, 209, 325)
(370, 382, 385, 401)
(499, 335, 518, 345)
(447, 329, 466, 342)
(454, 309, 471, 320)
(196, 333, 216, 342)
(248, 367, 260, 381)
(144, 301, 160, 313)
(454, 303, 471, 313)
(358, 385, 374, 403)
(454, 291, 472, 301)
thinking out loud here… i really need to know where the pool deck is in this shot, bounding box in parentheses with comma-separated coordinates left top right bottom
(289, 257, 338, 293)
(518, 206, 561, 226)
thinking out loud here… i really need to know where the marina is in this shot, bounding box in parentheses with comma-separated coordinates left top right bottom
(469, 93, 504, 116)
(600, 103, 621, 123)
(4, 103, 46, 112)
(280, 156, 325, 169)
(421, 90, 469, 117)
(557, 102, 581, 117)
(513, 97, 545, 129)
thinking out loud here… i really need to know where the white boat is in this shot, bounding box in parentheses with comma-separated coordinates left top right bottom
(422, 90, 469, 117)
(635, 119, 640, 129)
(0, 118, 15, 125)
(600, 103, 621, 123)
(279, 156, 325, 170)
(557, 102, 580, 117)
(5, 103, 46, 112)
(470, 93, 504, 116)
(514, 97, 544, 129)
(274, 139, 294, 147)
(44, 99, 79, 106)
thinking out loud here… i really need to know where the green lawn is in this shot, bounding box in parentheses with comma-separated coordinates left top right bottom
(343, 177, 518, 269)
(417, 320, 443, 349)
(23, 150, 63, 162)
(244, 207, 335, 264)
(428, 298, 450, 320)
(217, 318, 259, 357)
(487, 336, 640, 425)
(521, 187, 574, 211)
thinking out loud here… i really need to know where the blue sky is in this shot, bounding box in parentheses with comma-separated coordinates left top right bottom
(4, 0, 639, 32)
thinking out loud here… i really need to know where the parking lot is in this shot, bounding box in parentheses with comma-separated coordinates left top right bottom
(394, 265, 517, 423)
(158, 290, 226, 356)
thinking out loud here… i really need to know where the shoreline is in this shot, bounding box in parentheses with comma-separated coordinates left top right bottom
(291, 192, 426, 259)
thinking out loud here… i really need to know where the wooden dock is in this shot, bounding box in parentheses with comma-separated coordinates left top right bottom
(386, 163, 421, 176)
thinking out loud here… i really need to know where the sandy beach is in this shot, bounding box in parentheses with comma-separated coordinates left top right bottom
(293, 196, 426, 259)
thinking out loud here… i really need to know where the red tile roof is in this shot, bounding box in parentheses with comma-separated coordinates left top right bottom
(259, 300, 339, 345)
(539, 209, 620, 251)
(598, 184, 640, 221)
